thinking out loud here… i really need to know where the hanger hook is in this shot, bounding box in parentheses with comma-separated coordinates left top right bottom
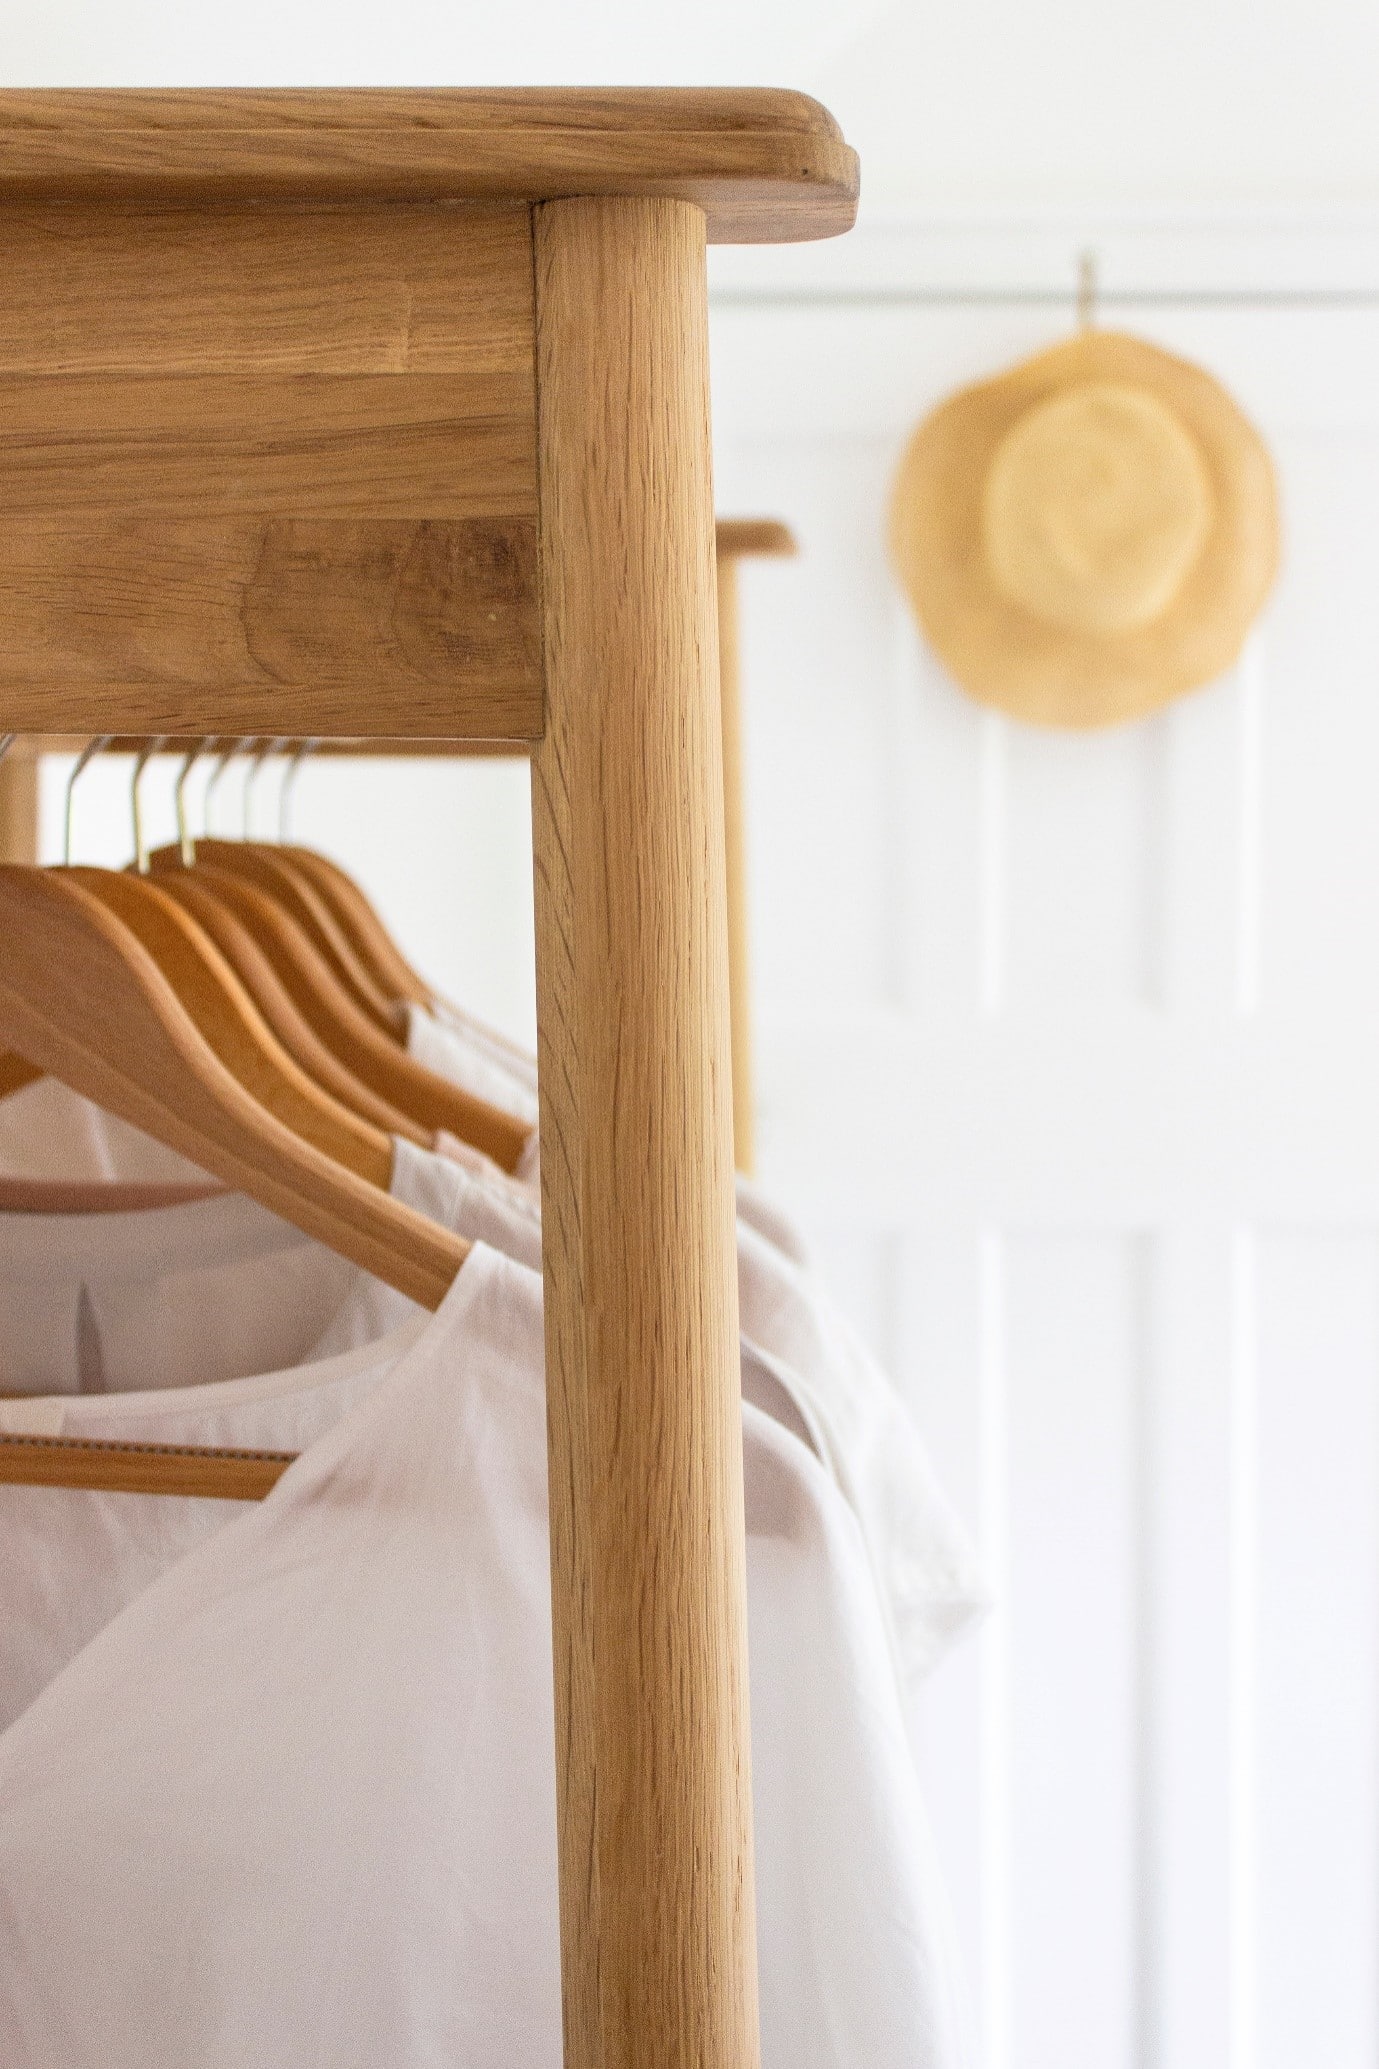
(131, 736, 167, 876)
(243, 736, 282, 840)
(231, 737, 260, 841)
(63, 737, 111, 868)
(0, 734, 15, 768)
(1077, 249, 1099, 331)
(279, 738, 319, 842)
(202, 738, 242, 839)
(173, 738, 214, 867)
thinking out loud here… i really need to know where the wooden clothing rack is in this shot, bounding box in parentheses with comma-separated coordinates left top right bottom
(0, 518, 797, 1174)
(0, 89, 857, 2069)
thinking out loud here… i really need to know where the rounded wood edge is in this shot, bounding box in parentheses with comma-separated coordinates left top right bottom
(0, 86, 848, 140)
(0, 89, 859, 243)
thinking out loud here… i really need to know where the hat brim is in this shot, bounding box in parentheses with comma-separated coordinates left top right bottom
(890, 331, 1279, 728)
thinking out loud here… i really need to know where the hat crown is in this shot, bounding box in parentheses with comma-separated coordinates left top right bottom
(982, 381, 1213, 636)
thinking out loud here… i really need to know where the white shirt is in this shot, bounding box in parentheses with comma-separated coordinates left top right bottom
(0, 1151, 811, 1729)
(0, 1063, 987, 1703)
(0, 1236, 971, 2069)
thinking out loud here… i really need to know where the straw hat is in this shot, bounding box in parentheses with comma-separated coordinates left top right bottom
(889, 330, 1278, 728)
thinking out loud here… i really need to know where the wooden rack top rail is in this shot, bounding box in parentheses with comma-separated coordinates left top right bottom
(0, 89, 858, 240)
(2, 520, 800, 761)
(0, 98, 840, 747)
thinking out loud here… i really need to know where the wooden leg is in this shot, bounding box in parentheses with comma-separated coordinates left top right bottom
(0, 751, 38, 865)
(715, 552, 755, 1175)
(530, 196, 760, 2069)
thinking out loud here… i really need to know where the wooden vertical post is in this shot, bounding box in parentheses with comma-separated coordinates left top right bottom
(530, 196, 760, 2069)
(715, 550, 755, 1174)
(0, 751, 38, 864)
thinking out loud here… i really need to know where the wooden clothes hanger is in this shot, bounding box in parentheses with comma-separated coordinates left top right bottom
(146, 738, 427, 1145)
(67, 867, 395, 1186)
(235, 744, 526, 1053)
(153, 835, 404, 1034)
(0, 1045, 41, 1102)
(279, 841, 432, 1009)
(283, 844, 538, 1078)
(0, 738, 528, 1170)
(163, 868, 430, 1148)
(151, 738, 530, 1168)
(0, 866, 469, 1500)
(154, 861, 532, 1172)
(150, 738, 402, 1031)
(70, 739, 399, 1182)
(257, 738, 435, 1009)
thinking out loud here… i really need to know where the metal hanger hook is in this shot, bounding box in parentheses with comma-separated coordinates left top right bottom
(231, 737, 260, 841)
(0, 734, 15, 769)
(1076, 248, 1099, 331)
(243, 737, 283, 840)
(279, 738, 319, 842)
(202, 738, 244, 839)
(63, 737, 112, 868)
(173, 738, 214, 867)
(131, 736, 167, 876)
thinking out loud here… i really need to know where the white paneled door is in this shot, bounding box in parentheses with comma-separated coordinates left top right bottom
(710, 248, 1379, 2069)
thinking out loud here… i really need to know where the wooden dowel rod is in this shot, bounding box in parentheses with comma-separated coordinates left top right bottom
(715, 550, 755, 1174)
(531, 196, 759, 2069)
(0, 1433, 293, 1500)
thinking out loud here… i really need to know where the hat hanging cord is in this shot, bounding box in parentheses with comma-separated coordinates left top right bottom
(1076, 250, 1099, 331)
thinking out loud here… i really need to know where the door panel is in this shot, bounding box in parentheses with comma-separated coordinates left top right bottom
(713, 289, 1379, 2069)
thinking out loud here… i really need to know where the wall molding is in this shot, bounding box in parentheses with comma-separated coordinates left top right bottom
(709, 212, 1379, 306)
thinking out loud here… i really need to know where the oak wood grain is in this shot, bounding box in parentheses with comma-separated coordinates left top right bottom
(0, 90, 858, 242)
(0, 191, 542, 743)
(531, 195, 759, 2069)
(0, 202, 535, 376)
(0, 517, 542, 741)
(0, 373, 534, 517)
(0, 525, 784, 756)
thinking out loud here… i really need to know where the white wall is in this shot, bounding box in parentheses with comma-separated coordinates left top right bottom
(826, 0, 1379, 215)
(708, 226, 1379, 2069)
(5, 0, 1379, 219)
